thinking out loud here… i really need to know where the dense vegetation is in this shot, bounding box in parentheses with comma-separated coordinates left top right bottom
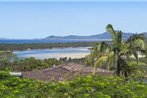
(0, 56, 62, 71)
(0, 72, 147, 98)
(0, 50, 87, 71)
(86, 24, 147, 79)
(0, 24, 147, 98)
(0, 42, 99, 51)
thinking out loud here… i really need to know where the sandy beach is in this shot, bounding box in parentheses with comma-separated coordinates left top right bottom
(14, 47, 91, 59)
(20, 52, 90, 59)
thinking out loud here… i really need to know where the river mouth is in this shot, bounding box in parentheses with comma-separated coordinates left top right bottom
(13, 47, 91, 59)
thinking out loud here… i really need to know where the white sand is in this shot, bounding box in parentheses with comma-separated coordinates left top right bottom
(20, 52, 90, 59)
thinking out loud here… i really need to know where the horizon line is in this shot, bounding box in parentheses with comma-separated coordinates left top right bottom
(0, 32, 143, 40)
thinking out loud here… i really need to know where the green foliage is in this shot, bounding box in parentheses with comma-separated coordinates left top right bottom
(0, 57, 62, 71)
(0, 72, 147, 98)
(0, 51, 16, 71)
(0, 42, 98, 51)
(86, 24, 147, 78)
(0, 71, 11, 80)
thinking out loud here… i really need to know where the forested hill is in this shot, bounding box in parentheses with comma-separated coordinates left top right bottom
(44, 32, 143, 40)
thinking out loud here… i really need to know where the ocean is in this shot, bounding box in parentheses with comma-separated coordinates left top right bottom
(0, 39, 103, 44)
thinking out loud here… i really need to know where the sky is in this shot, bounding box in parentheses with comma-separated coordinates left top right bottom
(0, 0, 147, 39)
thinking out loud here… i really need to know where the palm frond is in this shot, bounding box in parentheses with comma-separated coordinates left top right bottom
(106, 24, 115, 34)
(108, 51, 115, 66)
(126, 34, 144, 44)
(94, 56, 108, 67)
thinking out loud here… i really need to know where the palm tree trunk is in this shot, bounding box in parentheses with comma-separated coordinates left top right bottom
(116, 59, 121, 76)
(108, 65, 110, 71)
(93, 67, 96, 75)
(124, 71, 128, 82)
(93, 66, 96, 75)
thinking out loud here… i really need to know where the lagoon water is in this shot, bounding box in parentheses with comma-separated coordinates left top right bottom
(14, 47, 91, 59)
(2, 39, 93, 59)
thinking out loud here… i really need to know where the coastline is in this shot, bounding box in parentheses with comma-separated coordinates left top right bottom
(14, 47, 91, 59)
(0, 42, 98, 51)
(18, 52, 90, 59)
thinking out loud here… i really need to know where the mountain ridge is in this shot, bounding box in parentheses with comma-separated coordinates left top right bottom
(45, 32, 146, 40)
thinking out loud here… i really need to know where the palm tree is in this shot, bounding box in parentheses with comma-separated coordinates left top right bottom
(85, 42, 112, 74)
(86, 24, 146, 78)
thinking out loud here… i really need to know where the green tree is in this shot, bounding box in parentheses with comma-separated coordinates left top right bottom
(86, 24, 146, 78)
(0, 51, 16, 70)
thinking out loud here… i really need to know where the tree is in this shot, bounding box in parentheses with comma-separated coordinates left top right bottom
(86, 24, 146, 78)
(0, 51, 16, 70)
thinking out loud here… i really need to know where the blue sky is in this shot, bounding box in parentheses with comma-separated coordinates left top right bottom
(0, 1, 147, 39)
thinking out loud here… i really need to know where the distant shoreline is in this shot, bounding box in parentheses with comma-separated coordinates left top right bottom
(14, 47, 91, 59)
(0, 41, 105, 51)
(0, 39, 108, 44)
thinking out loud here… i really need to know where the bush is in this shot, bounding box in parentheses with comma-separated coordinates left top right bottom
(0, 74, 147, 98)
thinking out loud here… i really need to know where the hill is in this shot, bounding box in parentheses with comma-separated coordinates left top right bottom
(44, 32, 135, 40)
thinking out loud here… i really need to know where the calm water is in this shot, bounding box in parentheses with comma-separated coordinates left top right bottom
(14, 47, 91, 59)
(0, 39, 103, 44)
(2, 39, 93, 59)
